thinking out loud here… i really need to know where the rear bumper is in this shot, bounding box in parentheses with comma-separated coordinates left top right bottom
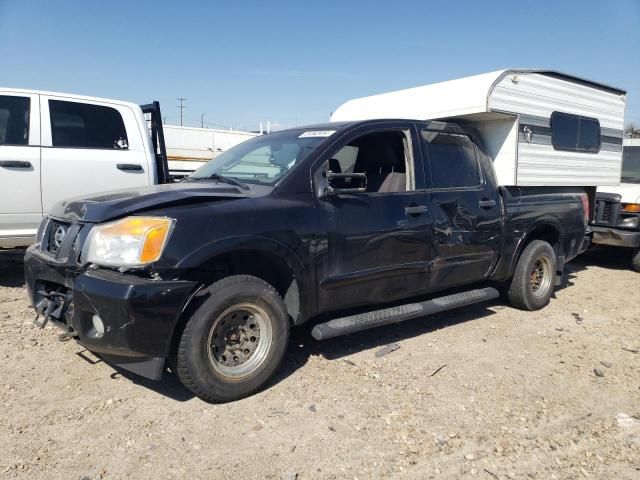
(591, 226, 640, 248)
(24, 246, 196, 380)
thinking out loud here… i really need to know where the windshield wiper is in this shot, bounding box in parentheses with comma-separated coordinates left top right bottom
(621, 176, 640, 184)
(189, 173, 250, 190)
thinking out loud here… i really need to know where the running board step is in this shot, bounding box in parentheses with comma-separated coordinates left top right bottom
(311, 287, 500, 341)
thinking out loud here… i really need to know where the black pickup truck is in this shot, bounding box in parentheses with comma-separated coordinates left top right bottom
(24, 119, 589, 402)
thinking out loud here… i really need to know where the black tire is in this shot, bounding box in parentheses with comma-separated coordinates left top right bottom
(507, 240, 557, 311)
(632, 248, 640, 272)
(176, 275, 290, 403)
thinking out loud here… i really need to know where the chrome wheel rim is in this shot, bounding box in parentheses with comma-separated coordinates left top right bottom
(207, 303, 272, 379)
(530, 254, 553, 297)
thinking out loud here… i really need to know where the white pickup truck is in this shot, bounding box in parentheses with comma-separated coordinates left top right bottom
(0, 89, 170, 248)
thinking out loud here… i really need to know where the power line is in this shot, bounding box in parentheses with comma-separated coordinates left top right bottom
(177, 97, 187, 127)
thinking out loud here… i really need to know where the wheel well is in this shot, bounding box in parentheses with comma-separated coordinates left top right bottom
(524, 224, 561, 254)
(512, 224, 561, 276)
(167, 250, 300, 366)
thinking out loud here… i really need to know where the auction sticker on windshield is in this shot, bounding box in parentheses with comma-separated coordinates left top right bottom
(298, 130, 336, 138)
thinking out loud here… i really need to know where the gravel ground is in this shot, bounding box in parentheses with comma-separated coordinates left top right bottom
(0, 248, 639, 479)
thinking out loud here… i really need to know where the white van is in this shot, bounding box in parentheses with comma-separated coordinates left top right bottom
(591, 138, 640, 270)
(0, 89, 170, 248)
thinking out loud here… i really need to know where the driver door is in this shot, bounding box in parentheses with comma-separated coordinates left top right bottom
(315, 122, 432, 313)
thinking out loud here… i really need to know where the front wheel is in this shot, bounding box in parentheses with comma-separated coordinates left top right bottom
(176, 275, 290, 403)
(632, 248, 640, 272)
(507, 240, 557, 311)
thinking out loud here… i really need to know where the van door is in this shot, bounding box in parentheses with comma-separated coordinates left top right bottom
(40, 97, 152, 215)
(0, 92, 42, 244)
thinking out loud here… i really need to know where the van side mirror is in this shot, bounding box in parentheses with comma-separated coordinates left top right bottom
(321, 169, 367, 197)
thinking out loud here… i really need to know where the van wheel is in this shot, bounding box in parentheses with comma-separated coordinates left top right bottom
(632, 248, 640, 272)
(176, 275, 289, 403)
(507, 240, 556, 311)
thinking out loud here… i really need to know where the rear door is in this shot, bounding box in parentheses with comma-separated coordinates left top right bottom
(419, 124, 502, 290)
(0, 91, 42, 241)
(40, 97, 152, 214)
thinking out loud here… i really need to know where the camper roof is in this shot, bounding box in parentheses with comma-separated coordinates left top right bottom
(331, 69, 626, 123)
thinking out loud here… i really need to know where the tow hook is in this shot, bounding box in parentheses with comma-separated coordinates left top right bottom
(33, 290, 72, 329)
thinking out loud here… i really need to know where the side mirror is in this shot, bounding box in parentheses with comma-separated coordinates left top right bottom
(321, 170, 367, 197)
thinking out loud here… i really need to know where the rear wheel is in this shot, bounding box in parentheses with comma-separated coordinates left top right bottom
(632, 248, 640, 272)
(176, 275, 289, 403)
(507, 240, 556, 311)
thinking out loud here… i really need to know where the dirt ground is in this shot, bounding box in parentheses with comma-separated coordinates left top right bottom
(0, 248, 638, 480)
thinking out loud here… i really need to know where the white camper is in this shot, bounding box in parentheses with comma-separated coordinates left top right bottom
(331, 69, 626, 188)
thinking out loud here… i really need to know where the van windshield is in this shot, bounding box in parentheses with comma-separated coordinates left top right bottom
(189, 129, 332, 185)
(622, 146, 640, 184)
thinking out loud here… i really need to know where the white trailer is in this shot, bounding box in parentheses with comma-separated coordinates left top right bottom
(331, 69, 626, 187)
(163, 125, 258, 179)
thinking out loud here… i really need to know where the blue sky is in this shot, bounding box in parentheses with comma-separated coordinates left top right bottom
(1, 0, 639, 130)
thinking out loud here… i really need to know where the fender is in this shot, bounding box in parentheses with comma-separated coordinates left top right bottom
(175, 234, 314, 321)
(506, 216, 565, 277)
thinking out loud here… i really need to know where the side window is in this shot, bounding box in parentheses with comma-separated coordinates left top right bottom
(551, 111, 600, 153)
(329, 130, 414, 193)
(0, 95, 30, 146)
(422, 130, 480, 189)
(49, 100, 128, 149)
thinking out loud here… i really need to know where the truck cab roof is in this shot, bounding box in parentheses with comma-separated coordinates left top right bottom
(0, 87, 141, 110)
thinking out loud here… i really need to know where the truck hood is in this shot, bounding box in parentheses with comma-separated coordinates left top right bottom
(49, 181, 256, 223)
(598, 183, 640, 204)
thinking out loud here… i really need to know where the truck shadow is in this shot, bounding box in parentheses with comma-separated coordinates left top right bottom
(0, 250, 26, 288)
(274, 302, 499, 385)
(111, 367, 197, 402)
(573, 246, 633, 271)
(555, 246, 632, 294)
(114, 302, 500, 403)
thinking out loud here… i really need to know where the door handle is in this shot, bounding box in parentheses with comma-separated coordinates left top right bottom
(0, 160, 32, 168)
(478, 199, 497, 209)
(405, 205, 428, 216)
(117, 163, 143, 172)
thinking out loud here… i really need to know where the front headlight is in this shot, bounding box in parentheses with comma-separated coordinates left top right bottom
(82, 216, 175, 267)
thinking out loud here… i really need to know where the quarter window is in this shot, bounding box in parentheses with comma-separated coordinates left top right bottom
(422, 130, 481, 188)
(551, 112, 600, 153)
(0, 95, 30, 146)
(49, 100, 129, 149)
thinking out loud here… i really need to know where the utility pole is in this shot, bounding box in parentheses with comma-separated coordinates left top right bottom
(177, 97, 186, 126)
(201, 113, 205, 128)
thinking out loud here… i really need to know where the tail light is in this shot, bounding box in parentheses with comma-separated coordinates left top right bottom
(580, 193, 589, 224)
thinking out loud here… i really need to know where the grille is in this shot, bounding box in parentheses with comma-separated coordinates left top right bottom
(47, 220, 72, 254)
(601, 203, 612, 223)
(594, 198, 618, 227)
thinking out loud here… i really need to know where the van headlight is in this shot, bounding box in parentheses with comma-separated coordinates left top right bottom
(82, 216, 175, 267)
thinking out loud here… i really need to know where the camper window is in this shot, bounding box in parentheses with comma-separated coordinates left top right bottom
(550, 112, 600, 153)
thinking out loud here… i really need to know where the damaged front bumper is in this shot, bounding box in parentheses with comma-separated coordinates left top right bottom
(591, 226, 640, 248)
(24, 246, 196, 380)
